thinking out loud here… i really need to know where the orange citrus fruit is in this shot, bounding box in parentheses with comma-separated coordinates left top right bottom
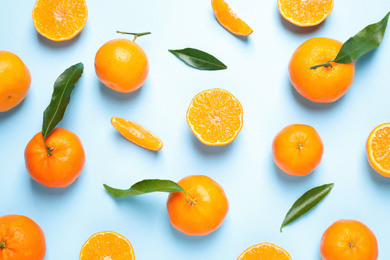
(167, 175, 229, 236)
(25, 127, 85, 188)
(0, 214, 46, 260)
(237, 242, 292, 260)
(111, 116, 163, 151)
(32, 0, 88, 42)
(289, 38, 355, 103)
(366, 123, 390, 177)
(320, 219, 378, 260)
(79, 231, 135, 260)
(278, 0, 334, 27)
(95, 38, 149, 93)
(187, 88, 243, 146)
(0, 51, 31, 112)
(212, 0, 253, 36)
(272, 124, 324, 176)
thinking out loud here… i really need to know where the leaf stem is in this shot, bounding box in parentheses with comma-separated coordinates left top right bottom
(116, 31, 151, 41)
(44, 138, 54, 157)
(310, 60, 335, 70)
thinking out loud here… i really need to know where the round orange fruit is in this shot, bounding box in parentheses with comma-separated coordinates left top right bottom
(237, 242, 292, 260)
(272, 124, 324, 176)
(95, 38, 149, 93)
(186, 88, 243, 146)
(366, 123, 390, 177)
(0, 214, 46, 260)
(25, 127, 85, 188)
(167, 175, 229, 236)
(0, 51, 31, 112)
(320, 219, 378, 260)
(289, 38, 355, 103)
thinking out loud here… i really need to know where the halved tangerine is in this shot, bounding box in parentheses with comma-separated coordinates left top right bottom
(366, 123, 390, 177)
(237, 242, 292, 260)
(32, 0, 88, 41)
(186, 88, 243, 146)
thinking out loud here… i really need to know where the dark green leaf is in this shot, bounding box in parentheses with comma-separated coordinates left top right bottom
(335, 12, 390, 63)
(169, 48, 227, 70)
(42, 63, 84, 139)
(104, 179, 184, 199)
(280, 183, 334, 232)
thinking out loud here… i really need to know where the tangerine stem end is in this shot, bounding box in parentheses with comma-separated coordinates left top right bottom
(0, 240, 6, 250)
(310, 60, 335, 70)
(116, 31, 151, 41)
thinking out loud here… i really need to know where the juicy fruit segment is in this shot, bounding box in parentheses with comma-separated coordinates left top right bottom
(211, 0, 253, 36)
(0, 51, 31, 112)
(79, 231, 135, 260)
(278, 0, 334, 27)
(33, 0, 88, 41)
(237, 242, 292, 260)
(187, 88, 243, 146)
(111, 116, 163, 151)
(367, 123, 390, 177)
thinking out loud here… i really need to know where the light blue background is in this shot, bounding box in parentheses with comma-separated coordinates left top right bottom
(1, 0, 390, 259)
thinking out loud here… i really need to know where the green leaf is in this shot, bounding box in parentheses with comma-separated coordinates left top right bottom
(42, 63, 84, 139)
(169, 48, 227, 70)
(334, 12, 390, 63)
(104, 179, 185, 199)
(280, 183, 334, 232)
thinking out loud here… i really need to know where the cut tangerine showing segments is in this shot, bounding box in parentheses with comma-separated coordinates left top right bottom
(187, 88, 243, 146)
(278, 0, 334, 27)
(79, 231, 135, 260)
(237, 242, 292, 260)
(366, 123, 390, 177)
(32, 0, 88, 41)
(111, 116, 163, 151)
(211, 0, 253, 36)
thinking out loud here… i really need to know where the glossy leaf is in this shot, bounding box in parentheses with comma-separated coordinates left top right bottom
(104, 179, 184, 199)
(335, 12, 390, 63)
(169, 48, 227, 70)
(42, 63, 84, 139)
(280, 183, 334, 232)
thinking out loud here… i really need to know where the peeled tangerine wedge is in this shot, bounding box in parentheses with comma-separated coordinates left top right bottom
(79, 231, 135, 260)
(366, 123, 390, 178)
(211, 0, 253, 36)
(187, 88, 243, 146)
(111, 116, 163, 151)
(237, 242, 292, 260)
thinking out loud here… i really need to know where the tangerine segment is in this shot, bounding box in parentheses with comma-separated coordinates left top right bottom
(278, 0, 334, 27)
(32, 0, 88, 41)
(186, 88, 243, 146)
(237, 242, 292, 260)
(211, 0, 253, 36)
(367, 123, 390, 177)
(79, 231, 135, 260)
(111, 116, 163, 151)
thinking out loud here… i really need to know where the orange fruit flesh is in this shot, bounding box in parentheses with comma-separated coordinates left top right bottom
(211, 0, 253, 36)
(33, 0, 88, 41)
(367, 123, 390, 177)
(111, 116, 163, 151)
(186, 88, 243, 146)
(79, 231, 134, 260)
(237, 242, 292, 260)
(278, 0, 334, 27)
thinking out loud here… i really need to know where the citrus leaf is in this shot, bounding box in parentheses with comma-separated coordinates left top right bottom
(335, 12, 390, 63)
(104, 179, 184, 199)
(42, 63, 84, 139)
(280, 183, 334, 232)
(169, 48, 227, 70)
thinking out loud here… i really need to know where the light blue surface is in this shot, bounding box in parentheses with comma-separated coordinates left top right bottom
(1, 0, 390, 259)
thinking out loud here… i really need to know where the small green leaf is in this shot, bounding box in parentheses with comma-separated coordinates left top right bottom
(42, 63, 84, 139)
(335, 12, 390, 63)
(104, 179, 184, 199)
(280, 183, 334, 232)
(169, 48, 227, 70)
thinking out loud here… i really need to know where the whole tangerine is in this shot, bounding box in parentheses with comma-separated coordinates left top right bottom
(25, 127, 85, 188)
(289, 38, 355, 103)
(272, 124, 324, 176)
(167, 175, 229, 236)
